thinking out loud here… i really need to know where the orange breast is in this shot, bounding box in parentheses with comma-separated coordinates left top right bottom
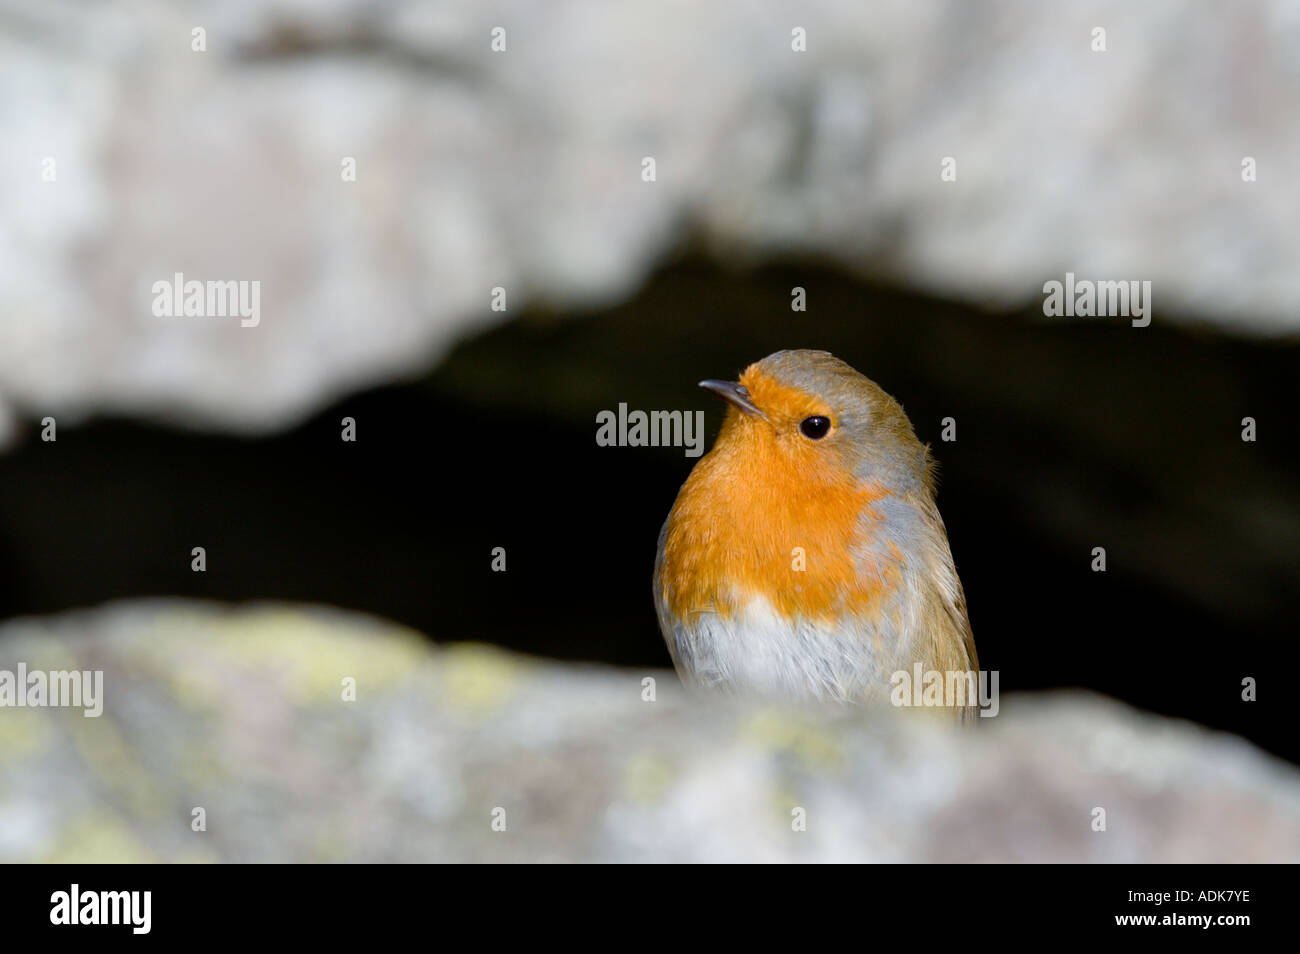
(659, 412, 895, 623)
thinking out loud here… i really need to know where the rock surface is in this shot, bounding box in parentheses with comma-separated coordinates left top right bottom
(2, 0, 1299, 441)
(0, 601, 1295, 862)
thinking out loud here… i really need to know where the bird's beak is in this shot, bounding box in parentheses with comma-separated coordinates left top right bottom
(699, 379, 765, 419)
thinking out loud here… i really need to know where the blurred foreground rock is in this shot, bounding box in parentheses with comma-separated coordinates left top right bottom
(2, 0, 1299, 444)
(0, 601, 1295, 862)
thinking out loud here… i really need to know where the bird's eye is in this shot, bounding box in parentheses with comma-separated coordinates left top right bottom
(799, 416, 831, 440)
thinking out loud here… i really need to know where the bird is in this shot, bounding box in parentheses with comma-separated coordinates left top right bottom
(653, 349, 978, 719)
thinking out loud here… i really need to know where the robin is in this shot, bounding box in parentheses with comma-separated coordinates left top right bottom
(653, 350, 978, 718)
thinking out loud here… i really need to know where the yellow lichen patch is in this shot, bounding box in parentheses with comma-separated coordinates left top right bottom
(770, 787, 806, 824)
(152, 607, 430, 705)
(622, 752, 677, 803)
(171, 846, 221, 864)
(17, 641, 76, 672)
(66, 714, 170, 821)
(0, 708, 51, 764)
(738, 709, 844, 772)
(164, 665, 229, 712)
(439, 643, 526, 713)
(310, 829, 351, 863)
(174, 742, 224, 790)
(37, 812, 155, 864)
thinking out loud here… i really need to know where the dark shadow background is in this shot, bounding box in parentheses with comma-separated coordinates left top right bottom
(1, 255, 1296, 762)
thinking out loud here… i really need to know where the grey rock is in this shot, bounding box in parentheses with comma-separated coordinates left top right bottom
(0, 600, 1294, 862)
(1, 1, 1298, 444)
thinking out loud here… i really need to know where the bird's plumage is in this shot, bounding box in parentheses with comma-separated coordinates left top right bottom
(654, 350, 978, 718)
